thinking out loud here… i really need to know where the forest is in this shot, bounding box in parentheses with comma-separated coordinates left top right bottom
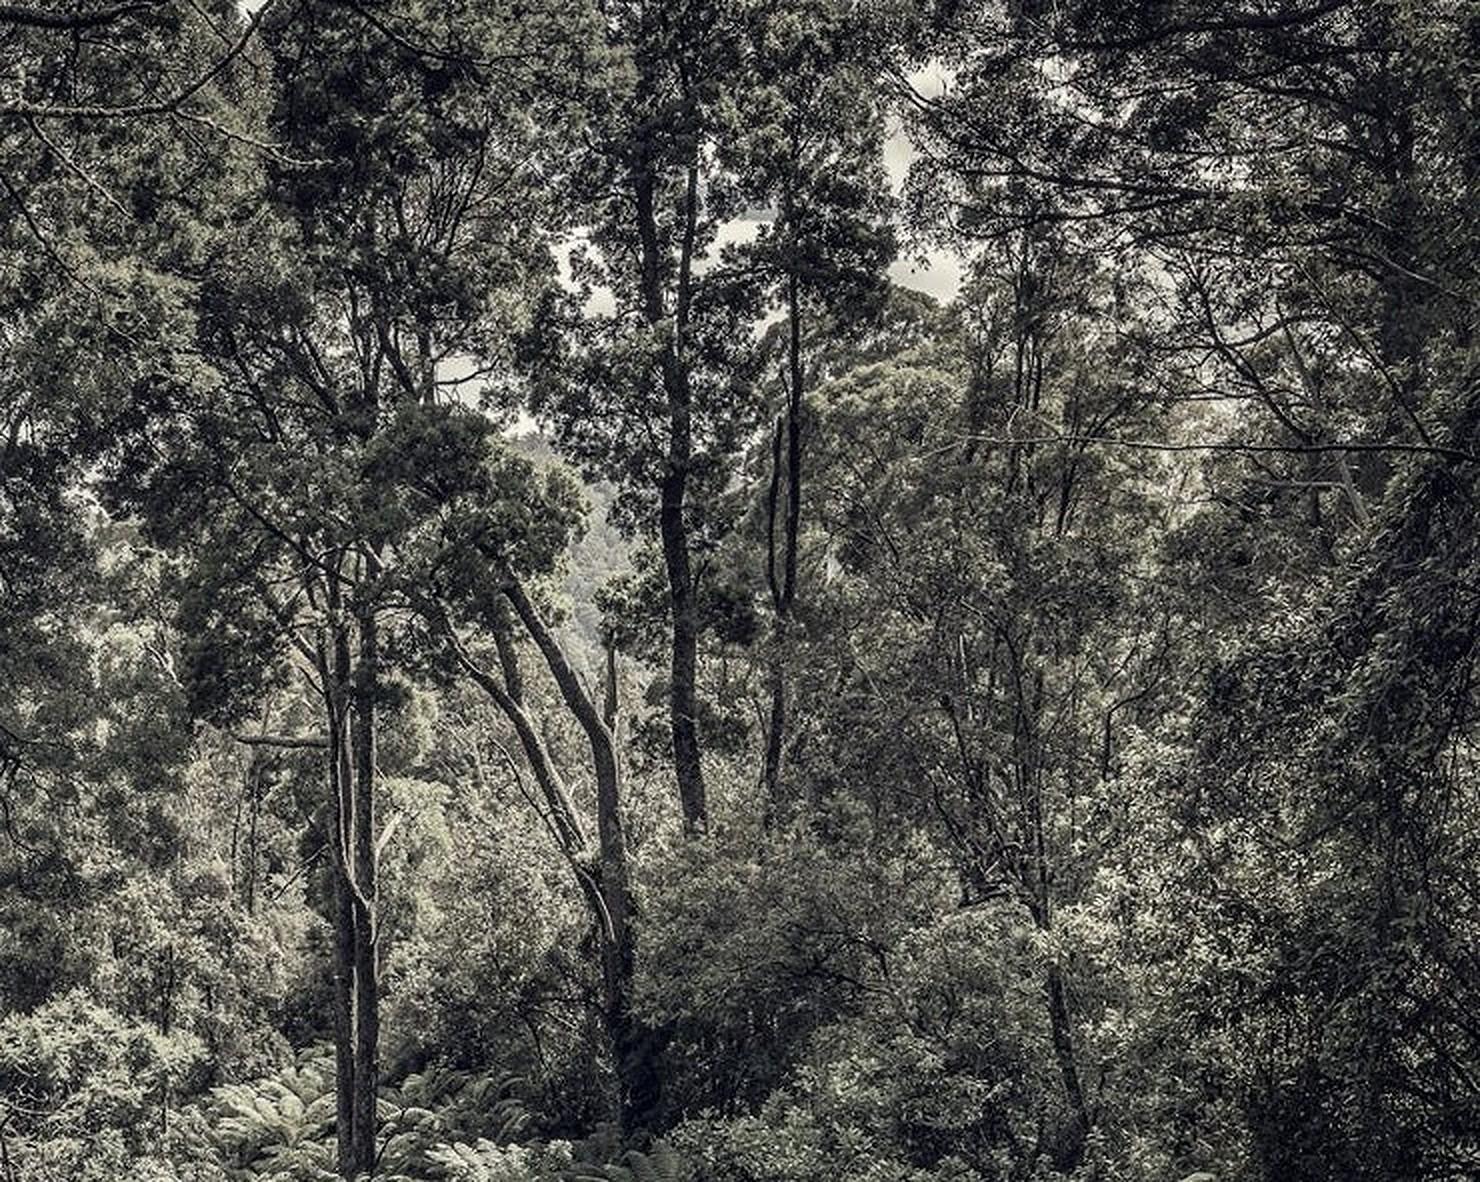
(1, 1, 1477, 1179)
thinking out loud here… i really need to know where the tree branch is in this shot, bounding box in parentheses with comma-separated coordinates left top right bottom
(0, 1, 160, 30)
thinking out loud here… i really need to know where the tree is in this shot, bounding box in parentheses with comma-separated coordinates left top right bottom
(908, 1, 1480, 1171)
(364, 406, 658, 1129)
(527, 0, 758, 836)
(722, 0, 897, 816)
(776, 229, 1175, 1169)
(101, 3, 593, 1173)
(0, 0, 269, 837)
(909, 0, 1475, 534)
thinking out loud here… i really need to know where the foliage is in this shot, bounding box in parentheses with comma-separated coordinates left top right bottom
(0, 990, 211, 1181)
(2, 2, 1476, 1181)
(198, 1048, 539, 1181)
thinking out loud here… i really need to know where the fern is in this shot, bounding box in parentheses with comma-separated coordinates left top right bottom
(562, 1141, 689, 1182)
(377, 1066, 533, 1175)
(203, 1047, 337, 1180)
(198, 1050, 539, 1180)
(420, 1130, 689, 1182)
(426, 1136, 574, 1181)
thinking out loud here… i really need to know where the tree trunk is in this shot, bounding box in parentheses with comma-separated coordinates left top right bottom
(326, 613, 357, 1179)
(322, 568, 381, 1181)
(662, 514, 706, 836)
(1045, 959, 1088, 1168)
(245, 755, 260, 915)
(349, 599, 379, 1177)
(782, 269, 803, 609)
(762, 268, 805, 817)
(761, 663, 786, 818)
(452, 585, 657, 1130)
(634, 157, 707, 836)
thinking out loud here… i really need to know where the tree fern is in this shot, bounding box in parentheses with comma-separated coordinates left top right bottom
(203, 1047, 337, 1179)
(425, 1136, 575, 1181)
(562, 1141, 689, 1182)
(198, 1049, 534, 1180)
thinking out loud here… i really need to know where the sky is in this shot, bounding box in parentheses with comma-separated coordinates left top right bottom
(883, 63, 964, 303)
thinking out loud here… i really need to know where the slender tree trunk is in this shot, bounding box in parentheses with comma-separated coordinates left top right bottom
(591, 643, 658, 1132)
(502, 585, 657, 1128)
(245, 755, 260, 915)
(783, 269, 803, 607)
(762, 666, 786, 818)
(326, 611, 357, 1178)
(323, 565, 381, 1181)
(1026, 791, 1089, 1169)
(451, 585, 655, 1129)
(762, 269, 806, 817)
(349, 598, 379, 1176)
(1045, 959, 1089, 1166)
(634, 158, 708, 836)
(230, 764, 244, 904)
(662, 513, 706, 835)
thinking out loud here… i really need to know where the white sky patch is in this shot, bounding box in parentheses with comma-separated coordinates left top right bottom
(886, 62, 955, 192)
(890, 251, 964, 302)
(888, 62, 964, 304)
(697, 215, 764, 274)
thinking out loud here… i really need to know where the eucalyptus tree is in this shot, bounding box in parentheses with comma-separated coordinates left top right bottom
(909, 1, 1480, 1170)
(103, 2, 596, 1174)
(526, 0, 752, 836)
(359, 409, 664, 1131)
(784, 231, 1173, 1169)
(528, 0, 915, 835)
(722, 0, 897, 814)
(0, 0, 279, 1035)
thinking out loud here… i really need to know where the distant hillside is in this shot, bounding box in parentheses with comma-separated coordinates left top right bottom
(508, 431, 631, 675)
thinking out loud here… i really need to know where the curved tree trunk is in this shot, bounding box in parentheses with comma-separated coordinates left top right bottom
(443, 583, 658, 1131)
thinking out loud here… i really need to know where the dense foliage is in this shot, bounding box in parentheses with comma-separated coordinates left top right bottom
(1, 1, 1476, 1180)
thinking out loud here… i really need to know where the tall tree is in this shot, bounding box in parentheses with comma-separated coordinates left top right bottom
(530, 0, 756, 836)
(530, 0, 909, 834)
(371, 410, 657, 1129)
(909, 1, 1480, 1171)
(790, 232, 1173, 1168)
(103, 2, 592, 1173)
(723, 0, 896, 815)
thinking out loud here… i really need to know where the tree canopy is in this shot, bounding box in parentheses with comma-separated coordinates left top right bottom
(1, 1, 1476, 1180)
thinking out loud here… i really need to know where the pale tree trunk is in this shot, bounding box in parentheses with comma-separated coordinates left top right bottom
(500, 583, 657, 1127)
(349, 596, 379, 1177)
(326, 608, 357, 1178)
(442, 585, 657, 1130)
(1016, 660, 1089, 1170)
